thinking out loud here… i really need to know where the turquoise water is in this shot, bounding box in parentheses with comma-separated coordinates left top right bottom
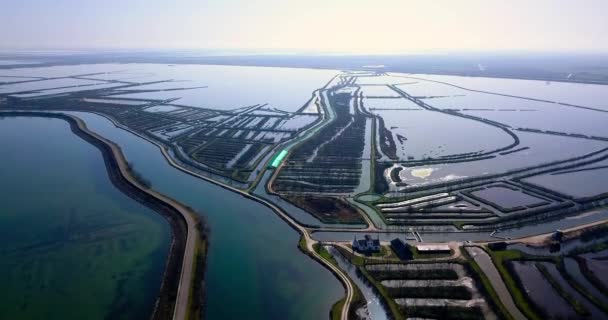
(0, 116, 171, 319)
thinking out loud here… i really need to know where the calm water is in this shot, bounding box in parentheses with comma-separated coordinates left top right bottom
(0, 63, 337, 112)
(0, 117, 171, 320)
(511, 261, 576, 319)
(64, 111, 344, 319)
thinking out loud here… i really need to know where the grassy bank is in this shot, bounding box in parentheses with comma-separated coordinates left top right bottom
(488, 250, 543, 320)
(462, 248, 514, 320)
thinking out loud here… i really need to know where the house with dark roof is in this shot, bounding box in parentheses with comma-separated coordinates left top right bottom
(352, 235, 380, 253)
(390, 238, 413, 260)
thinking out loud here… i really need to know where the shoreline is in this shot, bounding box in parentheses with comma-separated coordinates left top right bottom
(0, 111, 204, 320)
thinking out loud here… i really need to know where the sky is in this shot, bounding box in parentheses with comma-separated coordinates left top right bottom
(2, 0, 607, 53)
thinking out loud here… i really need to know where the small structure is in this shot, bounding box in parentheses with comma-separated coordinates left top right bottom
(488, 241, 508, 251)
(553, 229, 564, 242)
(352, 235, 381, 253)
(269, 149, 288, 168)
(390, 238, 413, 260)
(415, 244, 451, 254)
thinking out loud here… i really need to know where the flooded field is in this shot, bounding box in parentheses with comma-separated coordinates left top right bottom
(583, 255, 608, 288)
(407, 73, 608, 111)
(0, 77, 108, 94)
(389, 131, 606, 188)
(365, 262, 495, 319)
(372, 108, 513, 161)
(470, 186, 547, 209)
(107, 64, 336, 111)
(0, 63, 337, 112)
(522, 159, 608, 199)
(362, 97, 423, 111)
(360, 85, 401, 97)
(511, 261, 577, 319)
(563, 258, 606, 301)
(540, 261, 605, 319)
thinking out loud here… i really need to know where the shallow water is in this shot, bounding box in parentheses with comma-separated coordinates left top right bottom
(471, 186, 546, 208)
(512, 261, 576, 319)
(0, 116, 171, 320)
(394, 131, 606, 188)
(409, 73, 608, 111)
(523, 163, 608, 199)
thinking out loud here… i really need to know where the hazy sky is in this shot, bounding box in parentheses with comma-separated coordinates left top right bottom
(2, 0, 607, 53)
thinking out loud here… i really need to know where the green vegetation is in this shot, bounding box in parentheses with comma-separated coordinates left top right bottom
(282, 195, 366, 224)
(488, 249, 543, 320)
(126, 161, 153, 189)
(312, 243, 338, 266)
(298, 235, 307, 252)
(186, 237, 208, 320)
(373, 162, 392, 194)
(273, 92, 367, 193)
(555, 258, 608, 314)
(453, 221, 466, 230)
(462, 249, 514, 320)
(329, 282, 365, 320)
(335, 246, 366, 266)
(310, 243, 365, 320)
(568, 239, 608, 255)
(186, 214, 209, 320)
(371, 245, 394, 258)
(329, 297, 346, 320)
(576, 257, 608, 296)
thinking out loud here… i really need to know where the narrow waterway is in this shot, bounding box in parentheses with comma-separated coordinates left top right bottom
(63, 111, 344, 319)
(466, 246, 526, 320)
(327, 246, 390, 320)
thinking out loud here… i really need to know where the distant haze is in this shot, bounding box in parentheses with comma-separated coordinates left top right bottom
(2, 0, 607, 53)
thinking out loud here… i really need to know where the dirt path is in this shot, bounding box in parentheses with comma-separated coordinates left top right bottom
(514, 218, 608, 246)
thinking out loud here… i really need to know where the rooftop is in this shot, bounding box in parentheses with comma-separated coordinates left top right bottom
(415, 244, 451, 252)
